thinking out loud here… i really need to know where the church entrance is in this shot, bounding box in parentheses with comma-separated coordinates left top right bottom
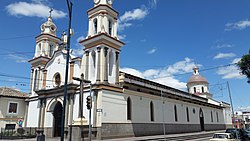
(199, 108, 205, 131)
(53, 102, 62, 137)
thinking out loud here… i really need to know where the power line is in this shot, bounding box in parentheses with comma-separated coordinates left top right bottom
(0, 35, 35, 41)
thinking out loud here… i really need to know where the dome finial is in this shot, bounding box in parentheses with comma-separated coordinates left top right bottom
(49, 8, 53, 18)
(193, 67, 199, 75)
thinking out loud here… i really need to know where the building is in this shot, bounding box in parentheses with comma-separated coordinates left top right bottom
(26, 0, 231, 140)
(0, 87, 28, 130)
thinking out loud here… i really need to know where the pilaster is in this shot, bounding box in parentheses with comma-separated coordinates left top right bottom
(103, 47, 109, 84)
(96, 47, 101, 83)
(85, 51, 90, 80)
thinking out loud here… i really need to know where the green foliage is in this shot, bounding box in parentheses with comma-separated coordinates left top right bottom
(237, 50, 250, 83)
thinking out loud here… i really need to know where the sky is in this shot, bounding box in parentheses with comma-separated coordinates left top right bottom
(0, 0, 249, 111)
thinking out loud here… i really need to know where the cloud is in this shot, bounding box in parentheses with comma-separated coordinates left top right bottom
(118, 34, 127, 40)
(215, 44, 233, 49)
(8, 54, 28, 63)
(214, 53, 236, 59)
(6, 1, 66, 19)
(225, 20, 250, 31)
(147, 48, 157, 54)
(121, 57, 199, 90)
(148, 0, 157, 9)
(72, 36, 85, 57)
(118, 8, 148, 31)
(120, 8, 148, 22)
(216, 58, 244, 79)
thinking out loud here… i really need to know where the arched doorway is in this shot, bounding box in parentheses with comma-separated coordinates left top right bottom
(199, 108, 205, 131)
(53, 102, 62, 137)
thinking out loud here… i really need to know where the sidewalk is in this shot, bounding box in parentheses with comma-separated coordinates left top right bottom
(0, 130, 222, 141)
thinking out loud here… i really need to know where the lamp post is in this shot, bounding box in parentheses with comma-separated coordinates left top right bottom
(73, 74, 91, 141)
(61, 0, 72, 140)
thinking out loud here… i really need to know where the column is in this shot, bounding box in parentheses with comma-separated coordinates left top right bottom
(68, 95, 74, 125)
(98, 14, 103, 33)
(30, 69, 34, 94)
(103, 47, 109, 84)
(38, 99, 43, 128)
(70, 62, 74, 83)
(42, 70, 47, 89)
(103, 15, 108, 33)
(113, 19, 118, 38)
(41, 99, 46, 128)
(23, 102, 29, 127)
(96, 47, 101, 83)
(37, 67, 41, 90)
(88, 18, 93, 37)
(115, 51, 120, 85)
(85, 51, 89, 80)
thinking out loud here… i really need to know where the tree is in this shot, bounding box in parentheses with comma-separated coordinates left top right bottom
(237, 50, 250, 83)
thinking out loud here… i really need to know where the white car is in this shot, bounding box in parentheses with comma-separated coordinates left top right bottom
(210, 133, 240, 141)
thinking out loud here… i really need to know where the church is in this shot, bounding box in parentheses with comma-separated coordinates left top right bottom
(25, 0, 232, 140)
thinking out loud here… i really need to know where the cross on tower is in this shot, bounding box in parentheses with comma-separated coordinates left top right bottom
(49, 8, 53, 17)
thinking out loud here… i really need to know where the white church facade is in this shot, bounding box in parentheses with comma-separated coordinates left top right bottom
(25, 0, 232, 140)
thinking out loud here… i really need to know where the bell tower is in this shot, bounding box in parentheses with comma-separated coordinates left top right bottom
(29, 11, 61, 96)
(80, 0, 124, 85)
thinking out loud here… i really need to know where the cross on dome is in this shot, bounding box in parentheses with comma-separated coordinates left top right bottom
(49, 8, 53, 18)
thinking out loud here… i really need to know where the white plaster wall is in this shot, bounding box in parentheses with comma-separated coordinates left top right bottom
(46, 52, 67, 89)
(73, 94, 80, 121)
(0, 97, 27, 128)
(44, 112, 53, 127)
(26, 100, 39, 127)
(100, 90, 225, 125)
(102, 91, 127, 122)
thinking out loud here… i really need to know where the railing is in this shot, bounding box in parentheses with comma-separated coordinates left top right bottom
(0, 127, 37, 139)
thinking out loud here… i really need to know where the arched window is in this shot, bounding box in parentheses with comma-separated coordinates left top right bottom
(216, 112, 219, 122)
(109, 51, 114, 76)
(91, 51, 96, 68)
(127, 97, 132, 120)
(201, 86, 204, 93)
(186, 107, 189, 122)
(174, 105, 178, 122)
(211, 111, 213, 122)
(150, 101, 154, 121)
(194, 87, 196, 93)
(54, 73, 61, 87)
(49, 44, 54, 57)
(108, 19, 113, 35)
(36, 43, 41, 56)
(93, 18, 98, 34)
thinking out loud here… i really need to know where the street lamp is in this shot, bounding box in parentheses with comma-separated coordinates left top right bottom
(61, 0, 72, 140)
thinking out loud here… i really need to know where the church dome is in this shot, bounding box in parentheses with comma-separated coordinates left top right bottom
(187, 74, 208, 84)
(187, 67, 208, 84)
(40, 15, 57, 35)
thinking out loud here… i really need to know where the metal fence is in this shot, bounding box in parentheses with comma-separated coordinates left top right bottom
(0, 127, 37, 139)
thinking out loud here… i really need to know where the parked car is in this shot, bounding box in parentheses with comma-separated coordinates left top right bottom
(244, 129, 250, 140)
(225, 128, 245, 140)
(210, 133, 240, 141)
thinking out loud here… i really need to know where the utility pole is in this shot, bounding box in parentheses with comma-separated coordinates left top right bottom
(227, 81, 238, 139)
(73, 74, 91, 141)
(61, 0, 72, 140)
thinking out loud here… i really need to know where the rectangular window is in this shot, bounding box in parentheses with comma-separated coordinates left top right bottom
(8, 102, 18, 114)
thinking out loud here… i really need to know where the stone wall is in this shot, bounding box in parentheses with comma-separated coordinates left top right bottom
(101, 123, 226, 139)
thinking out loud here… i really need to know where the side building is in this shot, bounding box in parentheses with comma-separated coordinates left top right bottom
(25, 0, 231, 140)
(0, 87, 28, 130)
